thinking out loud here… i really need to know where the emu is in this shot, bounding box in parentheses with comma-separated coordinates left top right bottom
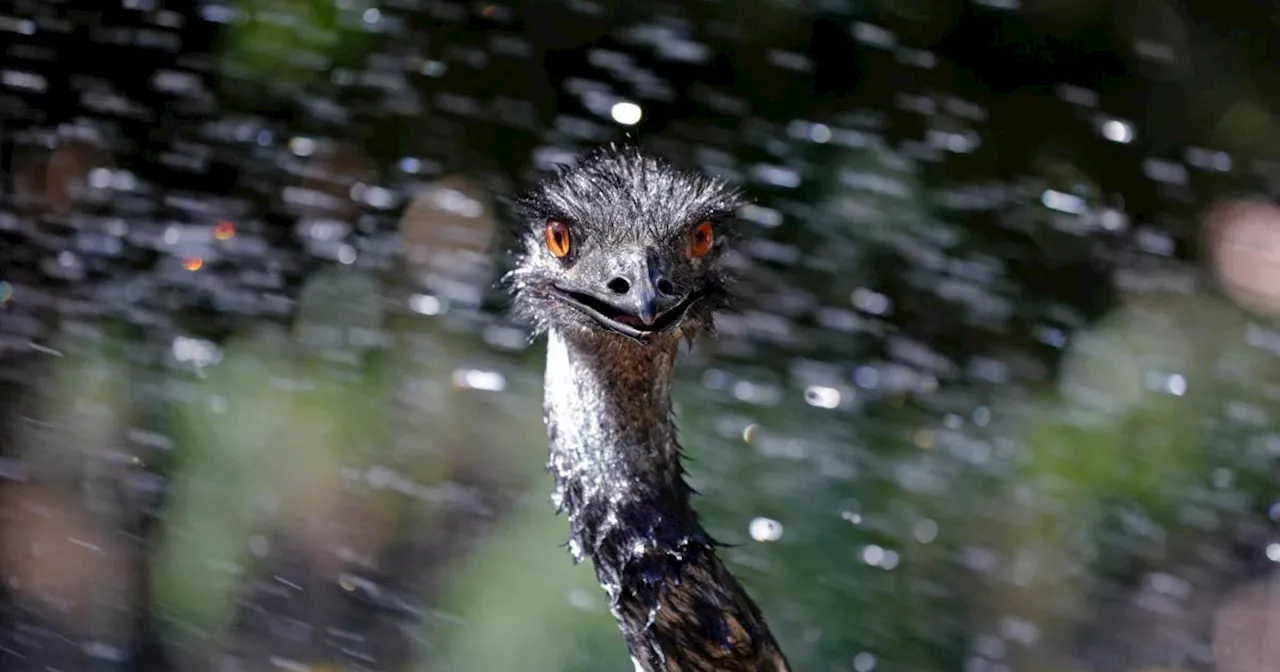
(507, 146, 791, 672)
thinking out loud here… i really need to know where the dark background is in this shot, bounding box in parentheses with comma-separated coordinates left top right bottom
(2, 0, 1280, 670)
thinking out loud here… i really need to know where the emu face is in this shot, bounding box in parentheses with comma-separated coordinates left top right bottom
(510, 147, 746, 343)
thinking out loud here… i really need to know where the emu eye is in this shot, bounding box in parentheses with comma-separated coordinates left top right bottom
(544, 220, 571, 259)
(690, 221, 714, 258)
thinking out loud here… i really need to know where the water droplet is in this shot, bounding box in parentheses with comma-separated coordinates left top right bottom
(610, 101, 642, 125)
(804, 385, 840, 409)
(914, 518, 938, 543)
(337, 245, 357, 265)
(749, 517, 783, 542)
(1100, 118, 1134, 143)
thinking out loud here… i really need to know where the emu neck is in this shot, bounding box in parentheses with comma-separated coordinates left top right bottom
(544, 330, 684, 518)
(543, 329, 790, 672)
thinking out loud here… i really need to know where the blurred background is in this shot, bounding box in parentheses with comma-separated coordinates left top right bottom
(2, 0, 1280, 670)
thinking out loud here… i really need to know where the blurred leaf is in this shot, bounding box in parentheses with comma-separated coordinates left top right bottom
(430, 500, 627, 672)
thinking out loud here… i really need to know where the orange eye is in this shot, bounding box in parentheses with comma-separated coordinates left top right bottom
(690, 221, 714, 258)
(545, 220, 571, 258)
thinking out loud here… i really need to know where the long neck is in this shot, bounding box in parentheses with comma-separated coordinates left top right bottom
(543, 329, 790, 672)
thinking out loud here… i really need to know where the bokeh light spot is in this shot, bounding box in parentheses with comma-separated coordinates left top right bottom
(610, 101, 643, 126)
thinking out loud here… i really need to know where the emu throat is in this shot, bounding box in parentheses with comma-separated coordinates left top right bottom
(543, 329, 694, 561)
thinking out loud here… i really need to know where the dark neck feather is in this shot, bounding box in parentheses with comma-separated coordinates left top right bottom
(542, 329, 790, 672)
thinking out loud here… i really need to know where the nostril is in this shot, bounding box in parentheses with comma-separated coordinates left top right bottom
(607, 277, 631, 294)
(656, 278, 676, 296)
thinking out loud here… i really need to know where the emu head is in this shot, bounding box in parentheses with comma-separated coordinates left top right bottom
(508, 147, 746, 344)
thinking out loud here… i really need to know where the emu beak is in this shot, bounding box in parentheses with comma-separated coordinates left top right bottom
(549, 249, 701, 342)
(606, 255, 682, 329)
(550, 282, 702, 342)
(623, 272, 662, 326)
